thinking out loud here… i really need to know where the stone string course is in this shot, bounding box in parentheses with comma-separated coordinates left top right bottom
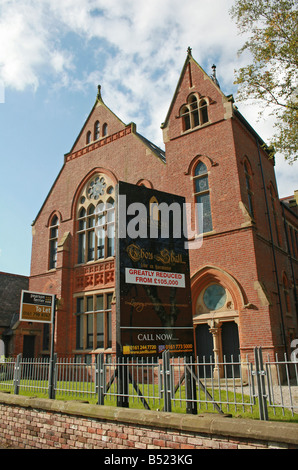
(0, 393, 297, 450)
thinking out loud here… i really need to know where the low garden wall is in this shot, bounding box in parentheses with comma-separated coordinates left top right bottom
(0, 392, 297, 451)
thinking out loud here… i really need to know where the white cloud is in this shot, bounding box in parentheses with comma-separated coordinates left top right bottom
(0, 1, 67, 90)
(0, 0, 296, 195)
(0, 0, 243, 91)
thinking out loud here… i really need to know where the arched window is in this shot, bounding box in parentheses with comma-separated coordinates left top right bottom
(194, 161, 213, 233)
(181, 105, 191, 131)
(283, 274, 291, 314)
(87, 205, 96, 261)
(190, 96, 200, 127)
(103, 123, 108, 136)
(244, 161, 254, 218)
(86, 131, 91, 144)
(288, 225, 297, 258)
(78, 208, 86, 264)
(269, 185, 281, 246)
(199, 99, 208, 124)
(180, 95, 209, 132)
(49, 215, 59, 269)
(95, 198, 115, 259)
(77, 175, 115, 264)
(94, 121, 100, 140)
(106, 198, 115, 257)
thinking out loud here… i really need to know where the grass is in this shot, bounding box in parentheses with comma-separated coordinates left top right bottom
(1, 380, 297, 423)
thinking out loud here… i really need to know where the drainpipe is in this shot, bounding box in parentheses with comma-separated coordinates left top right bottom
(256, 139, 287, 356)
(281, 203, 298, 319)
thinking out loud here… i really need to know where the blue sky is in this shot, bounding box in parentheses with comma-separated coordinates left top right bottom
(0, 0, 297, 277)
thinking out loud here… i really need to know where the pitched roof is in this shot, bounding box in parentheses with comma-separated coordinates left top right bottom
(161, 48, 272, 158)
(32, 88, 165, 226)
(135, 131, 166, 163)
(69, 85, 165, 161)
(161, 47, 227, 130)
(68, 85, 126, 154)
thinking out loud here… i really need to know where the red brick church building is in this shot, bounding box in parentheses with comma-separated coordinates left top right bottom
(16, 49, 298, 365)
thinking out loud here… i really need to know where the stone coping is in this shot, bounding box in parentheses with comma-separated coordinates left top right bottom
(1, 392, 298, 446)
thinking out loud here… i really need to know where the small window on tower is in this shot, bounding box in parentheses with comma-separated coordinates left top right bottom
(180, 95, 209, 132)
(190, 96, 199, 127)
(181, 106, 191, 131)
(94, 121, 100, 140)
(199, 99, 208, 124)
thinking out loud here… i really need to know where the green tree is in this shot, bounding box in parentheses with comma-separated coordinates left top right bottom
(230, 0, 298, 162)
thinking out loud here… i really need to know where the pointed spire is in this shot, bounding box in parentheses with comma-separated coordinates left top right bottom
(210, 64, 220, 88)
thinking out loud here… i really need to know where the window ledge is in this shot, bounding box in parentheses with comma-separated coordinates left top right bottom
(74, 257, 115, 268)
(93, 348, 113, 353)
(181, 121, 211, 135)
(201, 229, 216, 237)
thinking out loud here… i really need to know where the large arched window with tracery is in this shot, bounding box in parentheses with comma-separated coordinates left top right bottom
(77, 174, 115, 264)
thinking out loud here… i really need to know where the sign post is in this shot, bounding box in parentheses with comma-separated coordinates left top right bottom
(115, 181, 196, 411)
(48, 296, 57, 399)
(20, 290, 57, 398)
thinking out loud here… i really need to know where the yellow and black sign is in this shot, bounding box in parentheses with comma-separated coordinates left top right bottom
(20, 290, 55, 324)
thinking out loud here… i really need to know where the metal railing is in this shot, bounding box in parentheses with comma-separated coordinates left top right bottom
(0, 347, 297, 421)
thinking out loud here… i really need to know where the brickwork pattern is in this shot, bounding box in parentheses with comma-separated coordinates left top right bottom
(0, 395, 297, 450)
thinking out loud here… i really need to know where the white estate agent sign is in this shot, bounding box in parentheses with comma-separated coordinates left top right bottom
(125, 268, 185, 288)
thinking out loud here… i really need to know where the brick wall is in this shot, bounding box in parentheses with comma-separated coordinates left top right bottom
(0, 393, 297, 450)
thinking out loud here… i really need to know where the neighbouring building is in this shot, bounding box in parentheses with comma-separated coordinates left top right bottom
(7, 49, 297, 373)
(0, 272, 29, 357)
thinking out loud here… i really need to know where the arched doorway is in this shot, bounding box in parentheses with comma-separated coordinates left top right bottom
(191, 266, 245, 378)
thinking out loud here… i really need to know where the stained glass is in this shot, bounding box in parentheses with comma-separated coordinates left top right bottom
(195, 175, 209, 193)
(196, 193, 213, 233)
(203, 284, 226, 310)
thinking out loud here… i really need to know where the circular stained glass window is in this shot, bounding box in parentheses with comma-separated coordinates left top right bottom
(87, 176, 106, 200)
(203, 284, 226, 310)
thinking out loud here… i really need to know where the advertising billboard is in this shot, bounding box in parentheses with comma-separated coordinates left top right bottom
(116, 181, 194, 357)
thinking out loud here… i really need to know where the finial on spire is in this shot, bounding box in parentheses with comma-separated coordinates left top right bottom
(210, 64, 220, 88)
(96, 84, 102, 102)
(187, 46, 192, 56)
